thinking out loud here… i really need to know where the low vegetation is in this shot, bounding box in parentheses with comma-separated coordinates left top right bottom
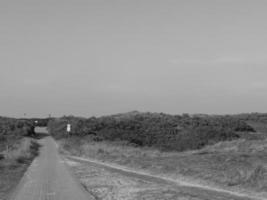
(60, 136, 267, 198)
(234, 113, 267, 135)
(0, 116, 40, 200)
(48, 111, 255, 151)
(48, 112, 267, 197)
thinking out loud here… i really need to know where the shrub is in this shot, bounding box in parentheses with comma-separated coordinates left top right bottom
(48, 112, 253, 152)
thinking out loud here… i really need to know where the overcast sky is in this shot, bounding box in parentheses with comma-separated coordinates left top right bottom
(1, 0, 267, 118)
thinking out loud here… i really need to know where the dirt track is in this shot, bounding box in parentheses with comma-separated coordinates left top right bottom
(66, 156, 265, 200)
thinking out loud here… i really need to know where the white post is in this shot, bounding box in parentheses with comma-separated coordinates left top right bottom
(67, 124, 71, 136)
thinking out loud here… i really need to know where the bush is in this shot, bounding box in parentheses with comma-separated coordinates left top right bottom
(47, 112, 254, 152)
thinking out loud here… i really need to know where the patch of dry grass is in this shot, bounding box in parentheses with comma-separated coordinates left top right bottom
(66, 159, 212, 200)
(60, 137, 267, 197)
(0, 138, 40, 200)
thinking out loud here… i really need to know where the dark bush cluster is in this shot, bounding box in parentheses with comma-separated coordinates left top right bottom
(0, 117, 36, 143)
(20, 118, 50, 127)
(48, 112, 255, 152)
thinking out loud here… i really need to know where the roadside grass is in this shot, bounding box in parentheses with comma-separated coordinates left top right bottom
(59, 136, 267, 197)
(0, 138, 40, 200)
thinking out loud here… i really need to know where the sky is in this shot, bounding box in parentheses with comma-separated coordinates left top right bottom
(1, 0, 267, 118)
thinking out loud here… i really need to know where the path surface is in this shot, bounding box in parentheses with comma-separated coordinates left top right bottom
(9, 128, 94, 200)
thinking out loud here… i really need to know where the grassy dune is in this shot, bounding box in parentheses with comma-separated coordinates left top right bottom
(59, 136, 267, 197)
(49, 113, 267, 197)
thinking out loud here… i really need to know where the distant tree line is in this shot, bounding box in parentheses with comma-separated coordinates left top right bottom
(48, 112, 256, 152)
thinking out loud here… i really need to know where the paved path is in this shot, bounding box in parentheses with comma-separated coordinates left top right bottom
(9, 129, 94, 200)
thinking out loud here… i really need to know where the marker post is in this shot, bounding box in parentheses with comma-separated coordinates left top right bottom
(66, 123, 71, 137)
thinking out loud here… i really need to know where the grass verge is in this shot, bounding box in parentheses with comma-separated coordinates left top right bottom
(0, 138, 40, 200)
